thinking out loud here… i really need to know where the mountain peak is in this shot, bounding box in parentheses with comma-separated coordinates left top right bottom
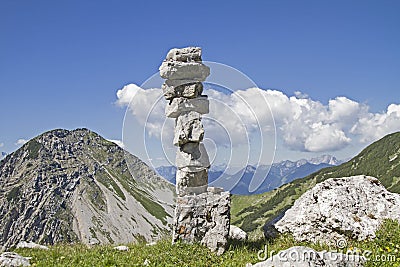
(0, 128, 174, 249)
(308, 154, 341, 165)
(276, 154, 341, 168)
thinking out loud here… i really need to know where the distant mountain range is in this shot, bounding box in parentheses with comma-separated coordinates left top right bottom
(231, 131, 400, 235)
(0, 128, 175, 249)
(156, 155, 343, 195)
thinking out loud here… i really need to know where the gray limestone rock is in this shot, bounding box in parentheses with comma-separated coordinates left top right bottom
(162, 81, 203, 100)
(273, 175, 400, 244)
(173, 111, 204, 146)
(166, 47, 202, 62)
(229, 225, 248, 241)
(175, 169, 208, 196)
(16, 241, 49, 250)
(166, 96, 209, 118)
(176, 142, 210, 172)
(159, 61, 210, 81)
(0, 252, 31, 267)
(113, 245, 129, 251)
(249, 246, 365, 267)
(173, 191, 230, 255)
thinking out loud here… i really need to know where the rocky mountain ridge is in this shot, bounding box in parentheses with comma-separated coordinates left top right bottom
(0, 128, 175, 250)
(156, 155, 341, 195)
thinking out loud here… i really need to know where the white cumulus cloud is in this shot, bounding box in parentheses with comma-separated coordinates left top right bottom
(116, 83, 169, 138)
(116, 83, 400, 153)
(15, 139, 28, 146)
(350, 103, 400, 143)
(0, 143, 3, 148)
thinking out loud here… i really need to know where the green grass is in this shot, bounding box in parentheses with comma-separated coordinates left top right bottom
(14, 239, 261, 267)
(105, 167, 170, 225)
(6, 185, 21, 202)
(26, 140, 42, 159)
(14, 220, 400, 267)
(96, 169, 126, 201)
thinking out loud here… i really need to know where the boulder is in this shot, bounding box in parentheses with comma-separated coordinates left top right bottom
(16, 241, 49, 250)
(159, 61, 210, 81)
(165, 96, 209, 118)
(176, 142, 210, 172)
(166, 47, 202, 62)
(113, 245, 129, 251)
(0, 252, 31, 267)
(173, 111, 204, 146)
(176, 169, 208, 196)
(249, 246, 365, 267)
(162, 81, 203, 100)
(173, 190, 231, 255)
(229, 225, 248, 241)
(274, 175, 400, 244)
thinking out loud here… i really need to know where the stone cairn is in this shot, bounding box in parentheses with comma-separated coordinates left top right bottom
(159, 47, 231, 255)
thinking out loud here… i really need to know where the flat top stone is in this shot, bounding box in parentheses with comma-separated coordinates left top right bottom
(166, 47, 202, 62)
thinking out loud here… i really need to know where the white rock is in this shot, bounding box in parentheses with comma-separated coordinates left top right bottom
(176, 142, 210, 172)
(16, 241, 49, 250)
(173, 111, 204, 146)
(166, 97, 209, 118)
(176, 169, 208, 196)
(229, 225, 248, 241)
(250, 246, 365, 267)
(162, 80, 203, 100)
(166, 47, 202, 62)
(0, 252, 31, 267)
(113, 245, 129, 251)
(159, 61, 210, 81)
(89, 238, 100, 245)
(274, 175, 400, 244)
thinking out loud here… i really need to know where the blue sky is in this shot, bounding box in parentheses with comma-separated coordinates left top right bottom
(1, 0, 399, 164)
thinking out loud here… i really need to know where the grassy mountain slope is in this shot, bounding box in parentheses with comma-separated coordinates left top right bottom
(231, 132, 400, 238)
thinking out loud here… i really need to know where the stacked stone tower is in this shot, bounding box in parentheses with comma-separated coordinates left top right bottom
(159, 47, 210, 196)
(159, 47, 230, 255)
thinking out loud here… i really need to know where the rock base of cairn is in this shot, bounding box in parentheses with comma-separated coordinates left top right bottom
(172, 188, 230, 256)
